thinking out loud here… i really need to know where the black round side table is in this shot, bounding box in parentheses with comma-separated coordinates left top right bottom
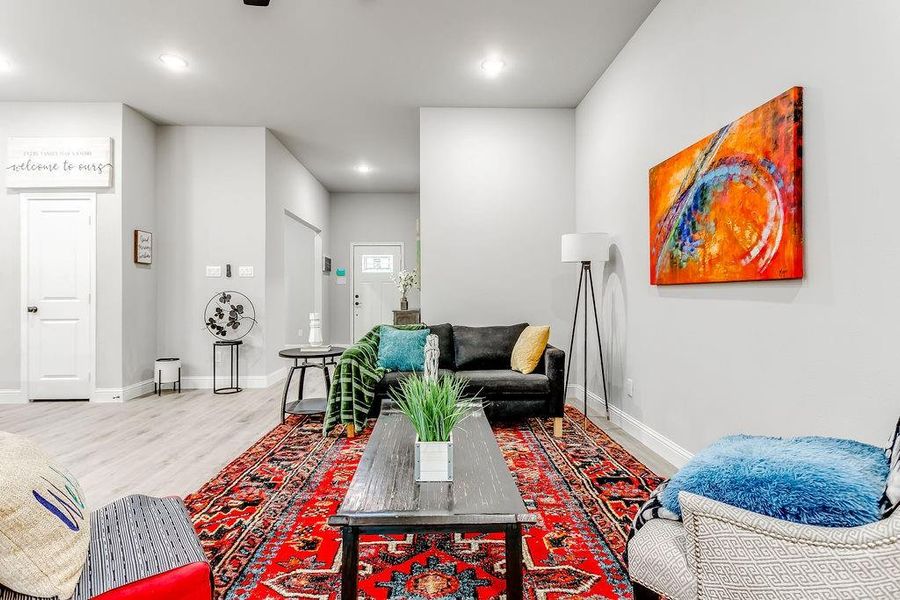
(278, 346, 346, 423)
(213, 340, 243, 394)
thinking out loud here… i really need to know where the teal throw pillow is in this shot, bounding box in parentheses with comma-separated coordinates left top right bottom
(377, 326, 430, 371)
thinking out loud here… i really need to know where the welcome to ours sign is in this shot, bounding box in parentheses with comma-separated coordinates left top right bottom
(6, 137, 113, 188)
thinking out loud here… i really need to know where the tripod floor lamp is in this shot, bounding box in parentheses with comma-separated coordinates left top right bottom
(561, 232, 610, 423)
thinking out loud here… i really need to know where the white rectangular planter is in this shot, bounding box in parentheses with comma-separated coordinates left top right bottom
(415, 433, 454, 482)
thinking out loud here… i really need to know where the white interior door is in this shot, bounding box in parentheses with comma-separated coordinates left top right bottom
(352, 244, 402, 341)
(25, 195, 94, 400)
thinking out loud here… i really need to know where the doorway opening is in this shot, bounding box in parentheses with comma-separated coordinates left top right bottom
(284, 210, 322, 346)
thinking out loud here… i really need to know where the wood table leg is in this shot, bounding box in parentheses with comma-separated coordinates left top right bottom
(505, 524, 524, 600)
(345, 423, 356, 438)
(553, 417, 563, 438)
(341, 526, 359, 600)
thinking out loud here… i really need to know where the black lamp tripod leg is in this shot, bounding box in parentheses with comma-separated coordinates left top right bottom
(583, 264, 589, 426)
(587, 267, 609, 418)
(564, 267, 584, 393)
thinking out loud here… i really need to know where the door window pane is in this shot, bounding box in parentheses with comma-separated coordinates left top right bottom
(361, 255, 393, 273)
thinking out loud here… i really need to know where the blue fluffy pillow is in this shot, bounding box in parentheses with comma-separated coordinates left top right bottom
(661, 434, 889, 527)
(377, 326, 430, 372)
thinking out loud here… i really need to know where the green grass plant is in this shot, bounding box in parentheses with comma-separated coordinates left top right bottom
(390, 374, 479, 442)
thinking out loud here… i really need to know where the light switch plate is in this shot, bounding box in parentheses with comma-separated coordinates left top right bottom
(206, 265, 222, 277)
(238, 266, 254, 277)
(625, 378, 634, 397)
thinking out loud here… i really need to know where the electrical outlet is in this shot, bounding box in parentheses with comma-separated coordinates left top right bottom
(205, 265, 222, 277)
(625, 378, 634, 398)
(238, 265, 254, 278)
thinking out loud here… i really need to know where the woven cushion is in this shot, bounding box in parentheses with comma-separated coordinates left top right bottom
(0, 432, 89, 599)
(882, 417, 900, 518)
(627, 519, 695, 600)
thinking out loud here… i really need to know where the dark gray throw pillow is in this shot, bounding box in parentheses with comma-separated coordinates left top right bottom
(453, 323, 529, 371)
(425, 323, 455, 370)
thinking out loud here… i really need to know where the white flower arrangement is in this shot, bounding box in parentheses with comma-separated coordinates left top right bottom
(392, 268, 420, 297)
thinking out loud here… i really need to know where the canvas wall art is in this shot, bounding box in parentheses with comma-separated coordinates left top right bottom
(649, 87, 803, 285)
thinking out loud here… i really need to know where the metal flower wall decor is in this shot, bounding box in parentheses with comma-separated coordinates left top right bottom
(204, 291, 257, 340)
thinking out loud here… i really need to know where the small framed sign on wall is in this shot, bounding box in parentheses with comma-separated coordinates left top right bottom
(134, 230, 152, 264)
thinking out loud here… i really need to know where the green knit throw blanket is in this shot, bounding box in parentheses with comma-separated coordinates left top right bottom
(323, 323, 425, 434)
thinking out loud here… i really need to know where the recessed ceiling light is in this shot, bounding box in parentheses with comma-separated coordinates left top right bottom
(481, 57, 505, 78)
(355, 163, 372, 174)
(159, 53, 189, 71)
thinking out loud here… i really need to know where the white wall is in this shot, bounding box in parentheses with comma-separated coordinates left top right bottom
(420, 108, 575, 347)
(264, 131, 330, 377)
(328, 193, 420, 344)
(0, 102, 125, 396)
(121, 106, 158, 392)
(156, 127, 268, 386)
(575, 0, 900, 456)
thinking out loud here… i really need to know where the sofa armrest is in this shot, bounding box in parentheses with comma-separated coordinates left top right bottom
(542, 344, 565, 417)
(680, 491, 900, 598)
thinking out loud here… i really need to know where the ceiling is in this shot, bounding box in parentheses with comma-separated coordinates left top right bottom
(0, 0, 658, 193)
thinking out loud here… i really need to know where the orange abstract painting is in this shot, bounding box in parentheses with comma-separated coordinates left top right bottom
(649, 87, 803, 285)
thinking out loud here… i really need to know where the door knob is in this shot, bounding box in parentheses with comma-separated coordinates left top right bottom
(26, 306, 38, 313)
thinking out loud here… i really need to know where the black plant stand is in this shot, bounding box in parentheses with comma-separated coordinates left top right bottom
(213, 340, 242, 394)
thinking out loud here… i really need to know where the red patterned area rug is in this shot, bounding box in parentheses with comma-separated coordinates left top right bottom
(186, 405, 663, 599)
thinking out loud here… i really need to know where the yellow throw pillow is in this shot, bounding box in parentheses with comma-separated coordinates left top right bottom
(510, 325, 551, 374)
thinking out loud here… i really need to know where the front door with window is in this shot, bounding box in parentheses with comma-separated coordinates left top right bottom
(25, 196, 94, 400)
(352, 244, 402, 341)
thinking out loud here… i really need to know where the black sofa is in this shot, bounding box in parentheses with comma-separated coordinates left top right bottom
(372, 323, 565, 436)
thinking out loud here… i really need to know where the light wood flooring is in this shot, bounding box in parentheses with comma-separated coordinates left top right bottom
(0, 372, 674, 510)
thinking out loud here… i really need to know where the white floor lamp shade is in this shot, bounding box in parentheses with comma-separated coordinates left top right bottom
(561, 232, 610, 263)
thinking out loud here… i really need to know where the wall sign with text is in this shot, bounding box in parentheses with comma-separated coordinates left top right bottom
(6, 137, 113, 188)
(134, 230, 152, 265)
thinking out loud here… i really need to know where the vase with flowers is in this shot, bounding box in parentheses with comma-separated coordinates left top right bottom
(391, 268, 419, 311)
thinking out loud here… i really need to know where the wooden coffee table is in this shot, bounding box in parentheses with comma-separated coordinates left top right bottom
(328, 403, 535, 599)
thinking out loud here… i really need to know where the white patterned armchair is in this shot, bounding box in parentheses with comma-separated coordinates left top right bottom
(628, 491, 900, 600)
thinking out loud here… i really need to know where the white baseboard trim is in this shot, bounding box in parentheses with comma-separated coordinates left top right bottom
(567, 384, 693, 468)
(125, 379, 155, 400)
(181, 370, 284, 390)
(0, 389, 26, 404)
(92, 379, 155, 403)
(92, 388, 125, 402)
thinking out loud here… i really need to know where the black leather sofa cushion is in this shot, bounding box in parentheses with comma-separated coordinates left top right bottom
(453, 323, 528, 370)
(457, 369, 550, 396)
(376, 369, 454, 393)
(426, 323, 455, 370)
